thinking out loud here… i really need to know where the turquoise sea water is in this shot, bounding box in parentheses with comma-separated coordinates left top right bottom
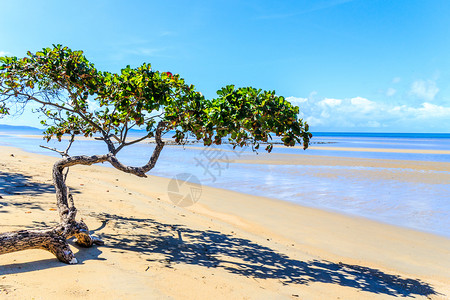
(1, 126, 449, 237)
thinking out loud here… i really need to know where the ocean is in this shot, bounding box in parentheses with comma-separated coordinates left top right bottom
(1, 125, 449, 238)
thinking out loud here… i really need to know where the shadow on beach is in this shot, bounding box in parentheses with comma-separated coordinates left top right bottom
(0, 171, 80, 212)
(90, 213, 438, 298)
(0, 171, 56, 213)
(0, 208, 440, 297)
(0, 171, 55, 196)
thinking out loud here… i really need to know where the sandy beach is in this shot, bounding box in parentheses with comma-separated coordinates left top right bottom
(1, 145, 449, 299)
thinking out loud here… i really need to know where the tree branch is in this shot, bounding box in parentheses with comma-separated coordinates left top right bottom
(107, 121, 166, 177)
(115, 134, 150, 153)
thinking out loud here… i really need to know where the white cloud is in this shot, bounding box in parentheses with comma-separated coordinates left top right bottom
(350, 97, 375, 113)
(410, 79, 439, 101)
(286, 96, 308, 105)
(292, 94, 450, 132)
(396, 102, 450, 119)
(305, 116, 323, 126)
(0, 51, 10, 56)
(386, 88, 396, 97)
(318, 98, 342, 108)
(420, 102, 450, 117)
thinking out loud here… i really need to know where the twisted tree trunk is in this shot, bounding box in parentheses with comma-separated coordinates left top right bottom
(0, 155, 108, 263)
(0, 124, 165, 264)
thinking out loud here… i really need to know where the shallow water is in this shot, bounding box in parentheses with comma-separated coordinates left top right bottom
(0, 130, 449, 237)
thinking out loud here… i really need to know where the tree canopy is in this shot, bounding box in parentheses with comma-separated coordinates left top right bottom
(0, 45, 311, 157)
(0, 45, 311, 264)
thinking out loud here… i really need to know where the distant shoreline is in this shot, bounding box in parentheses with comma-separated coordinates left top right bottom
(2, 123, 450, 138)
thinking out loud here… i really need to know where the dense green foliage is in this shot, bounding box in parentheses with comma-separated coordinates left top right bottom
(0, 45, 311, 152)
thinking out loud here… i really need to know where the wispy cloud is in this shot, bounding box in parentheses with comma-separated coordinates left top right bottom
(107, 36, 175, 62)
(127, 47, 168, 56)
(410, 79, 439, 101)
(287, 95, 450, 132)
(159, 31, 176, 37)
(0, 51, 10, 56)
(392, 77, 401, 84)
(258, 0, 356, 19)
(109, 46, 171, 62)
(386, 88, 396, 97)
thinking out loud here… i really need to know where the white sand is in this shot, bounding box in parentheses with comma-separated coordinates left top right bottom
(0, 146, 449, 299)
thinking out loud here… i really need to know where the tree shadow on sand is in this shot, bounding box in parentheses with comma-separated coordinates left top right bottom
(91, 213, 439, 298)
(0, 171, 79, 212)
(0, 171, 55, 196)
(0, 171, 55, 212)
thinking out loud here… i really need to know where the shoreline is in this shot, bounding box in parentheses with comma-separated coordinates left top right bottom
(2, 136, 449, 236)
(1, 145, 449, 299)
(3, 132, 450, 155)
(1, 143, 449, 237)
(1, 141, 449, 237)
(231, 152, 450, 169)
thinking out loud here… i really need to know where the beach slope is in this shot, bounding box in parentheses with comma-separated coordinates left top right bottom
(0, 146, 449, 299)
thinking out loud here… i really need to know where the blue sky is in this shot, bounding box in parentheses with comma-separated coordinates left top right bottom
(1, 0, 449, 132)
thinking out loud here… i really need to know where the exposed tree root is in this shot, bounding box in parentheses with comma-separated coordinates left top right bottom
(0, 219, 96, 264)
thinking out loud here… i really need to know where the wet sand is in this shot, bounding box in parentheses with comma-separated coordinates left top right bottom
(307, 145, 450, 155)
(226, 153, 450, 184)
